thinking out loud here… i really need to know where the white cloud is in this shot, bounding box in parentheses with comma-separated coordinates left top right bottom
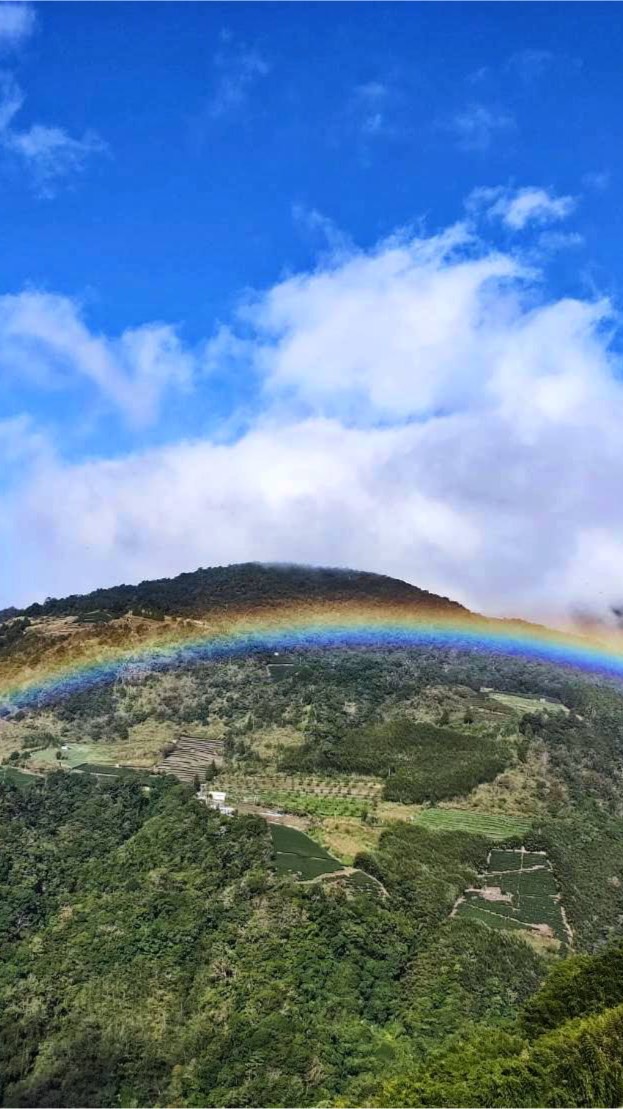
(5, 123, 106, 198)
(0, 70, 22, 127)
(0, 3, 35, 48)
(537, 230, 584, 252)
(0, 412, 47, 469)
(0, 292, 196, 425)
(208, 42, 269, 119)
(291, 204, 354, 257)
(0, 73, 106, 196)
(4, 211, 623, 627)
(446, 103, 515, 151)
(505, 49, 554, 83)
(352, 81, 392, 137)
(468, 185, 577, 230)
(1, 418, 484, 609)
(583, 170, 610, 192)
(240, 223, 522, 420)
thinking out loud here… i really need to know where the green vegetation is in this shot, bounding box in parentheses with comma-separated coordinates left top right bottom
(285, 717, 511, 804)
(5, 565, 623, 1104)
(0, 616, 30, 657)
(413, 808, 532, 839)
(74, 762, 157, 782)
(270, 822, 344, 877)
(0, 766, 37, 788)
(17, 562, 459, 620)
(372, 944, 623, 1108)
(29, 742, 107, 769)
(342, 869, 383, 894)
(0, 773, 515, 1108)
(489, 691, 568, 715)
(536, 806, 623, 950)
(455, 848, 568, 944)
(240, 787, 373, 819)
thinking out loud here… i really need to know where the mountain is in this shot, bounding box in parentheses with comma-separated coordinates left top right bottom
(2, 564, 623, 1107)
(15, 561, 468, 619)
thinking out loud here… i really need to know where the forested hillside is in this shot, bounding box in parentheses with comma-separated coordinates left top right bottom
(2, 564, 623, 1106)
(13, 562, 467, 620)
(2, 775, 623, 1107)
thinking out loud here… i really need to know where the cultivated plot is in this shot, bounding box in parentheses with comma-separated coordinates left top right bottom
(270, 824, 344, 879)
(413, 808, 531, 839)
(488, 692, 569, 715)
(29, 743, 105, 769)
(0, 766, 38, 788)
(454, 847, 571, 944)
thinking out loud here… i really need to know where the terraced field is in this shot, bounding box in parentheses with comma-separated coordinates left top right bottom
(413, 808, 532, 839)
(155, 735, 225, 782)
(454, 847, 570, 943)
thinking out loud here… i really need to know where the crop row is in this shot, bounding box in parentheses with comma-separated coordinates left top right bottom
(413, 808, 531, 839)
(232, 787, 373, 818)
(221, 773, 383, 797)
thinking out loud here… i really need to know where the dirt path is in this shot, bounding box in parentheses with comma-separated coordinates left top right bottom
(236, 802, 311, 830)
(300, 865, 359, 884)
(491, 865, 549, 875)
(300, 866, 389, 897)
(559, 902, 575, 946)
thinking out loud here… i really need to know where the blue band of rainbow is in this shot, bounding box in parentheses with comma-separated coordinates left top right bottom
(2, 608, 623, 712)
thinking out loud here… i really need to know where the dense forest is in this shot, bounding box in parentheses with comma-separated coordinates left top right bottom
(13, 562, 466, 620)
(1, 776, 623, 1107)
(283, 717, 512, 803)
(2, 563, 623, 1106)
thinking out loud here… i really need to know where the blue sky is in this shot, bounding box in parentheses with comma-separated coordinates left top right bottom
(2, 1, 623, 622)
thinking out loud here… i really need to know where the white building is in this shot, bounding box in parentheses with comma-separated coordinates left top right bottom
(197, 785, 234, 815)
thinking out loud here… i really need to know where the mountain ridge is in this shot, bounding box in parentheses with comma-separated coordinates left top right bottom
(4, 561, 469, 622)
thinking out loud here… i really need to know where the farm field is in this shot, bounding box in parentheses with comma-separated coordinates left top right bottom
(311, 815, 381, 863)
(73, 763, 157, 783)
(270, 823, 345, 879)
(413, 807, 532, 839)
(24, 740, 169, 778)
(344, 869, 384, 894)
(156, 735, 225, 782)
(220, 770, 384, 820)
(231, 787, 372, 819)
(267, 662, 297, 680)
(269, 823, 385, 892)
(488, 691, 568, 715)
(321, 869, 385, 896)
(454, 847, 570, 943)
(219, 771, 383, 801)
(0, 766, 38, 788)
(29, 742, 113, 769)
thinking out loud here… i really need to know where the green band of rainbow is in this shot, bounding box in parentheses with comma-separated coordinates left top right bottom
(2, 607, 623, 712)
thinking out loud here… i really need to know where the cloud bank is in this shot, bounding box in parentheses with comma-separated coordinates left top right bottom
(2, 200, 623, 626)
(0, 292, 195, 425)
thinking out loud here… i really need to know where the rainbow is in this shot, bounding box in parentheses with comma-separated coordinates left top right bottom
(2, 603, 623, 713)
